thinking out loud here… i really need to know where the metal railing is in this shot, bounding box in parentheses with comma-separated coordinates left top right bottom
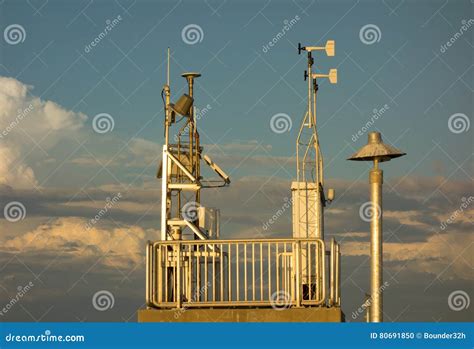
(146, 238, 340, 309)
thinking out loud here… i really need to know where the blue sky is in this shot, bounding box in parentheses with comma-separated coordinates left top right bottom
(2, 0, 472, 183)
(0, 0, 472, 323)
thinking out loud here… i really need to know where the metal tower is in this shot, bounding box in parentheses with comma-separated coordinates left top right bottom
(158, 48, 230, 242)
(292, 41, 337, 241)
(291, 40, 337, 300)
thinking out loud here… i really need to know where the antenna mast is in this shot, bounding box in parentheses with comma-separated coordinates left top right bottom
(292, 40, 337, 242)
(159, 49, 230, 242)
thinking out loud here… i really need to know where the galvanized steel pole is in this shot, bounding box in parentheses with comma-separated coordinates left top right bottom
(370, 161, 383, 322)
(348, 131, 406, 323)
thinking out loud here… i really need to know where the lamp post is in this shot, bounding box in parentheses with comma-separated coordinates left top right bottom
(348, 131, 406, 322)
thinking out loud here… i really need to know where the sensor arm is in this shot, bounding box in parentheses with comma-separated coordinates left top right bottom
(202, 154, 231, 184)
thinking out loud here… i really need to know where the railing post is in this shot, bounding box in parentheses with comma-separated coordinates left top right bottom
(329, 238, 336, 306)
(295, 240, 301, 307)
(176, 242, 182, 308)
(157, 244, 162, 304)
(320, 240, 326, 304)
(145, 241, 151, 306)
(336, 242, 341, 306)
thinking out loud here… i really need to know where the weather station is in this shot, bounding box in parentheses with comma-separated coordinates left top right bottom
(138, 42, 403, 323)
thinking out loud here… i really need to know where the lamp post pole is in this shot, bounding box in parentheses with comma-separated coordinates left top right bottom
(348, 131, 406, 323)
(370, 158, 383, 322)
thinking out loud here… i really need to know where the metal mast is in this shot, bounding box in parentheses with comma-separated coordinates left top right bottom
(292, 40, 337, 242)
(159, 48, 230, 242)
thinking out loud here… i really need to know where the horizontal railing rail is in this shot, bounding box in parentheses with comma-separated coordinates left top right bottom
(146, 238, 340, 309)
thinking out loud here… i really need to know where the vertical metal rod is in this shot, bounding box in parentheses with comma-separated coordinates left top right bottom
(276, 243, 280, 293)
(267, 243, 271, 300)
(370, 161, 383, 322)
(321, 240, 326, 303)
(164, 247, 168, 302)
(252, 243, 255, 301)
(167, 47, 170, 86)
(236, 244, 240, 300)
(212, 243, 216, 302)
(156, 245, 161, 304)
(189, 244, 193, 301)
(330, 239, 335, 305)
(315, 241, 320, 301)
(220, 243, 224, 301)
(259, 243, 263, 301)
(196, 245, 201, 301)
(308, 242, 312, 300)
(145, 242, 150, 305)
(295, 241, 301, 307)
(244, 244, 247, 301)
(161, 48, 171, 241)
(188, 79, 194, 189)
(282, 251, 285, 292)
(228, 243, 232, 301)
(204, 244, 208, 301)
(336, 243, 341, 306)
(160, 148, 168, 241)
(177, 243, 181, 308)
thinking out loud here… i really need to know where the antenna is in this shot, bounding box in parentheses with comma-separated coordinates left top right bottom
(167, 47, 170, 86)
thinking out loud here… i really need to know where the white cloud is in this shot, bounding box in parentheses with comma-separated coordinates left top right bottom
(0, 76, 87, 188)
(342, 231, 472, 280)
(0, 146, 37, 188)
(1, 217, 154, 269)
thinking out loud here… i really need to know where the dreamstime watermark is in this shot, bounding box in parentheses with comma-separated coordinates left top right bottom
(92, 113, 115, 133)
(0, 281, 34, 316)
(0, 104, 34, 139)
(4, 24, 26, 45)
(181, 201, 200, 222)
(270, 290, 292, 310)
(270, 113, 292, 134)
(359, 24, 381, 45)
(351, 104, 390, 142)
(5, 330, 85, 343)
(84, 15, 123, 53)
(448, 113, 470, 134)
(359, 201, 381, 223)
(3, 201, 26, 222)
(181, 24, 204, 45)
(448, 290, 470, 311)
(195, 104, 211, 120)
(173, 282, 211, 319)
(173, 104, 212, 142)
(262, 197, 293, 231)
(85, 192, 122, 230)
(440, 19, 474, 53)
(351, 281, 389, 320)
(262, 15, 301, 53)
(92, 290, 115, 311)
(440, 196, 473, 231)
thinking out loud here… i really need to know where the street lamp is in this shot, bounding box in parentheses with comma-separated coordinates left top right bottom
(348, 131, 406, 322)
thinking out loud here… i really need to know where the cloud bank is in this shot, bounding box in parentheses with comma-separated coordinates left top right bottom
(0, 76, 87, 188)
